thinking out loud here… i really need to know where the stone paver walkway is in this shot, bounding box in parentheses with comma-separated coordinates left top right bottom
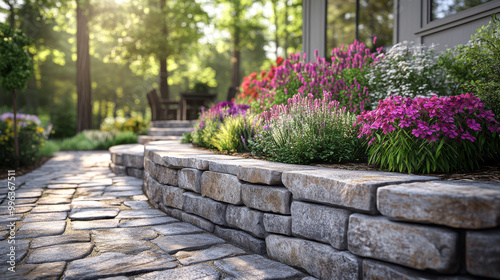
(1, 151, 312, 280)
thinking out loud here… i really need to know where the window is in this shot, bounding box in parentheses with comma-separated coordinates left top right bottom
(326, 0, 393, 54)
(431, 0, 494, 20)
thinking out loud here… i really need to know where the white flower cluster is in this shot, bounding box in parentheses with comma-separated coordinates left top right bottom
(367, 41, 453, 103)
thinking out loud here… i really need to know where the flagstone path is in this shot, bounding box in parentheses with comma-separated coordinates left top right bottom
(0, 151, 314, 280)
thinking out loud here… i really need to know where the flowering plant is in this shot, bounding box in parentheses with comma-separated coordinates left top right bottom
(0, 112, 45, 167)
(251, 91, 365, 164)
(190, 101, 251, 149)
(238, 57, 284, 101)
(366, 41, 454, 103)
(356, 94, 500, 173)
(252, 39, 382, 114)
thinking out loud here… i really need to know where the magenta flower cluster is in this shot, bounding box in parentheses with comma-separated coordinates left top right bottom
(356, 93, 500, 144)
(254, 39, 382, 113)
(198, 101, 250, 129)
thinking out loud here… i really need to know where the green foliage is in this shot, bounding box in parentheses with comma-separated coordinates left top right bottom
(58, 130, 137, 151)
(37, 140, 60, 157)
(180, 132, 193, 143)
(51, 96, 77, 139)
(0, 23, 34, 92)
(0, 119, 44, 168)
(101, 117, 149, 135)
(251, 95, 366, 165)
(367, 129, 500, 174)
(191, 120, 219, 149)
(439, 14, 500, 120)
(210, 114, 261, 153)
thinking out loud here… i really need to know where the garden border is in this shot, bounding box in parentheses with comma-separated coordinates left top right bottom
(109, 141, 500, 279)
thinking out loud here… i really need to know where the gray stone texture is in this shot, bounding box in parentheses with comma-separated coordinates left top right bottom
(135, 264, 220, 280)
(92, 228, 158, 241)
(26, 243, 93, 263)
(109, 163, 126, 175)
(242, 183, 291, 214)
(283, 169, 437, 213)
(152, 222, 204, 236)
(201, 171, 243, 205)
(144, 158, 156, 177)
(69, 207, 120, 220)
(22, 212, 67, 223)
(115, 209, 166, 219)
(214, 226, 266, 254)
(4, 261, 66, 280)
(291, 201, 350, 250)
(152, 233, 225, 254)
(31, 204, 71, 213)
(183, 192, 227, 225)
(126, 167, 144, 179)
(348, 214, 458, 273)
(226, 205, 266, 238)
(174, 244, 246, 265)
(263, 213, 292, 235)
(71, 219, 120, 230)
(362, 259, 440, 280)
(156, 165, 178, 186)
(378, 181, 500, 229)
(214, 254, 302, 279)
(31, 232, 91, 249)
(111, 152, 123, 165)
(64, 250, 177, 280)
(95, 238, 152, 254)
(160, 184, 185, 209)
(266, 234, 360, 280)
(181, 212, 215, 232)
(119, 216, 178, 228)
(0, 239, 30, 264)
(178, 168, 203, 192)
(123, 153, 144, 169)
(466, 229, 500, 278)
(16, 221, 66, 239)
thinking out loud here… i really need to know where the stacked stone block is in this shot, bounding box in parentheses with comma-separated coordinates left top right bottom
(141, 144, 500, 280)
(109, 144, 145, 179)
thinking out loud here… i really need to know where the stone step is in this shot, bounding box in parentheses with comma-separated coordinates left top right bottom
(151, 120, 196, 128)
(138, 135, 181, 144)
(148, 127, 191, 137)
(109, 144, 145, 179)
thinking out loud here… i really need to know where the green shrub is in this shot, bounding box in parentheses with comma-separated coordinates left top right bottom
(112, 131, 138, 146)
(0, 113, 45, 168)
(101, 116, 149, 135)
(180, 132, 193, 143)
(440, 14, 500, 120)
(210, 113, 261, 153)
(58, 130, 137, 151)
(251, 92, 365, 164)
(51, 97, 77, 139)
(37, 140, 60, 157)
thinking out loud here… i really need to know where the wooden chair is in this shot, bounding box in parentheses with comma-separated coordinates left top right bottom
(147, 89, 181, 121)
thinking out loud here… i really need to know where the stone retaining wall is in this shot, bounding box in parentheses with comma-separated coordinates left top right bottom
(109, 144, 145, 179)
(141, 143, 500, 280)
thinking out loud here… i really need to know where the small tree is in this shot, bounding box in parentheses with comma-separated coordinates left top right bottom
(0, 23, 34, 164)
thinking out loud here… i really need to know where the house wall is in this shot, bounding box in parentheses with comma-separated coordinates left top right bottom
(394, 0, 500, 49)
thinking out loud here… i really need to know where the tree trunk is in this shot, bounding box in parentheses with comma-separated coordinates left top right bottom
(231, 28, 241, 88)
(76, 0, 92, 133)
(13, 90, 19, 163)
(159, 0, 169, 100)
(160, 58, 169, 100)
(273, 0, 279, 59)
